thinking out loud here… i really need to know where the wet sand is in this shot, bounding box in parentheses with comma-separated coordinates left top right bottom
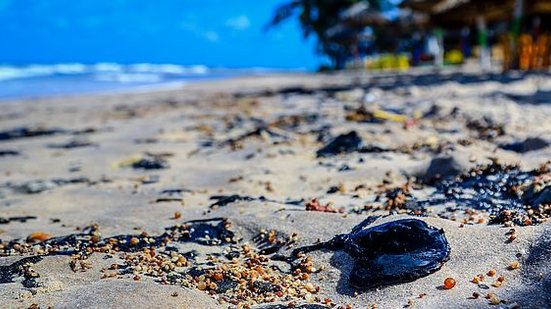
(0, 70, 550, 308)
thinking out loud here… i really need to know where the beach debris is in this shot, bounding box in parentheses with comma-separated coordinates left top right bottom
(305, 199, 342, 213)
(269, 113, 320, 130)
(415, 156, 468, 184)
(27, 232, 51, 243)
(209, 194, 303, 208)
(382, 183, 412, 210)
(218, 126, 290, 150)
(0, 217, 328, 307)
(134, 138, 159, 144)
(160, 188, 194, 196)
(6, 177, 91, 194)
(0, 216, 36, 224)
(316, 131, 362, 157)
(254, 305, 330, 309)
(0, 256, 43, 285)
(118, 154, 170, 170)
(209, 194, 256, 208)
(443, 277, 456, 289)
(293, 219, 450, 290)
(0, 127, 66, 141)
(501, 137, 550, 153)
(0, 150, 20, 157)
(486, 292, 501, 305)
(47, 139, 96, 149)
(466, 117, 505, 140)
(252, 229, 296, 255)
(415, 161, 551, 225)
(345, 106, 411, 124)
(155, 197, 183, 203)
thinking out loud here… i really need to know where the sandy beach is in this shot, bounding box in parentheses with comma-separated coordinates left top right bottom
(1, 69, 551, 308)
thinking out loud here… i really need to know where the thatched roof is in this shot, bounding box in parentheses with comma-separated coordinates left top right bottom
(404, 0, 551, 27)
(339, 2, 388, 27)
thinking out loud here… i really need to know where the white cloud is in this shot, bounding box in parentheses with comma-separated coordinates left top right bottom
(204, 31, 219, 42)
(180, 21, 219, 43)
(225, 15, 250, 31)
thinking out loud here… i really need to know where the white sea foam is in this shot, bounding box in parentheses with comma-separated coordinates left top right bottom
(0, 63, 211, 81)
(94, 73, 163, 83)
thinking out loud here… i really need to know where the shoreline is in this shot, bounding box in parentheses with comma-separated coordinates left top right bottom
(0, 70, 550, 308)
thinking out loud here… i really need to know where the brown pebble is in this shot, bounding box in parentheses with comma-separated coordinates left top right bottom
(27, 232, 51, 243)
(173, 211, 181, 219)
(213, 272, 224, 281)
(509, 261, 520, 270)
(443, 277, 456, 289)
(129, 237, 139, 246)
(472, 292, 480, 299)
(487, 269, 496, 277)
(486, 293, 500, 305)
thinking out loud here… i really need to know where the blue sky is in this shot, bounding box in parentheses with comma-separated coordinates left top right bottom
(0, 0, 321, 69)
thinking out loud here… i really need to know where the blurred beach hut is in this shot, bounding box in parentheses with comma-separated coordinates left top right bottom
(402, 0, 551, 70)
(339, 2, 388, 28)
(325, 2, 389, 69)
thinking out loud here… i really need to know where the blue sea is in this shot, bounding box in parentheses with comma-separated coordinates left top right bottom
(0, 63, 282, 100)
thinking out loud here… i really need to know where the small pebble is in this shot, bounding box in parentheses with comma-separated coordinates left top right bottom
(129, 237, 139, 246)
(509, 261, 520, 270)
(443, 277, 456, 289)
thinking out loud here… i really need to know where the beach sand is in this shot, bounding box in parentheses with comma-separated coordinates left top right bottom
(0, 70, 550, 308)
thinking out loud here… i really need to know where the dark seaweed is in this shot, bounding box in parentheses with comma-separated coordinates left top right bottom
(0, 127, 66, 141)
(316, 131, 362, 157)
(209, 194, 304, 208)
(0, 216, 37, 224)
(253, 304, 331, 309)
(501, 137, 549, 153)
(209, 195, 256, 208)
(293, 218, 450, 290)
(9, 177, 90, 194)
(416, 163, 541, 214)
(131, 157, 169, 170)
(38, 218, 236, 256)
(0, 150, 20, 157)
(47, 140, 96, 149)
(0, 256, 43, 284)
(159, 188, 194, 196)
(465, 117, 505, 140)
(254, 305, 329, 309)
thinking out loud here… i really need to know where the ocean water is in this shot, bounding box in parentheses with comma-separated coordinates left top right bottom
(0, 63, 275, 100)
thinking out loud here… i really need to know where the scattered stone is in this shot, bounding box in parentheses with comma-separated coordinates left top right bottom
(316, 131, 362, 157)
(416, 155, 467, 183)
